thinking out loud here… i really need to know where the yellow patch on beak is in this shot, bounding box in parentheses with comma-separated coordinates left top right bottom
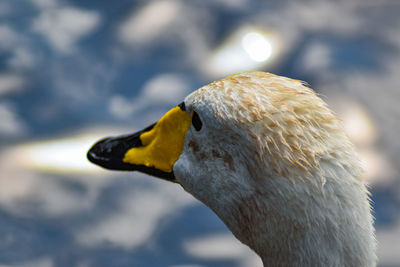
(123, 106, 191, 173)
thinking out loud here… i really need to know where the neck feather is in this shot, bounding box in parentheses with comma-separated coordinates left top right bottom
(213, 172, 376, 267)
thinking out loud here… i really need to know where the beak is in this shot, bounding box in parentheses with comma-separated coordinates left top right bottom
(87, 103, 191, 182)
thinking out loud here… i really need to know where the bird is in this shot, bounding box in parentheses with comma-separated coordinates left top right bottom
(87, 71, 376, 267)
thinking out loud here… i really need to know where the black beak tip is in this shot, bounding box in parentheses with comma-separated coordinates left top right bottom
(86, 137, 116, 166)
(86, 136, 140, 171)
(86, 148, 99, 165)
(87, 149, 95, 163)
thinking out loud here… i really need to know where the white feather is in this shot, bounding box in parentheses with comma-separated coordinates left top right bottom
(174, 71, 376, 266)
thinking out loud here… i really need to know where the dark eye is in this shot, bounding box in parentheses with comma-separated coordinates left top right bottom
(192, 111, 202, 131)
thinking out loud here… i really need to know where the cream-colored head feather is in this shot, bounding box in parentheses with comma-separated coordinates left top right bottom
(174, 71, 376, 266)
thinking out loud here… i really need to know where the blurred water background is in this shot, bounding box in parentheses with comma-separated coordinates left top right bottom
(0, 0, 399, 266)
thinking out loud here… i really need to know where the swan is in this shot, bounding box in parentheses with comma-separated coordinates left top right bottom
(87, 71, 376, 266)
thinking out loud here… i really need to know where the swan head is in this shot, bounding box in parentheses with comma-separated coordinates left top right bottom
(88, 71, 376, 266)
